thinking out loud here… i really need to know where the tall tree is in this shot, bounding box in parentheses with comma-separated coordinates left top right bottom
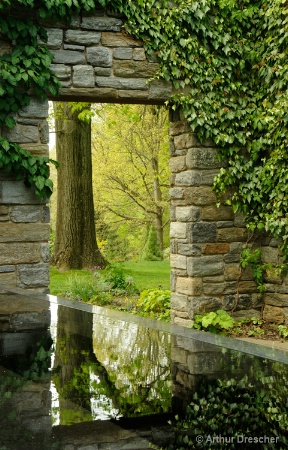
(51, 102, 106, 270)
(92, 104, 170, 259)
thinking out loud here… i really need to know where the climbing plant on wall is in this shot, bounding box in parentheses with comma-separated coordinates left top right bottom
(0, 0, 287, 257)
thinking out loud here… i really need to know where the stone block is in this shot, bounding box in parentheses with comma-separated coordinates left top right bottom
(0, 271, 16, 286)
(186, 147, 223, 169)
(21, 143, 49, 157)
(50, 64, 72, 80)
(175, 206, 200, 222)
(172, 317, 194, 327)
(94, 67, 112, 76)
(52, 50, 85, 64)
(178, 244, 202, 256)
(0, 223, 50, 242)
(238, 280, 257, 294)
(148, 80, 172, 100)
(232, 309, 261, 320)
(261, 246, 280, 264)
(175, 171, 201, 186)
(2, 123, 39, 143)
(170, 222, 187, 239)
(18, 263, 50, 287)
(46, 28, 63, 49)
(65, 30, 101, 45)
(0, 243, 40, 264)
(174, 132, 200, 150)
(10, 205, 41, 223)
(170, 187, 184, 199)
(188, 297, 223, 316)
(217, 227, 247, 242)
(263, 304, 285, 323)
(169, 156, 186, 173)
(170, 254, 186, 270)
(171, 293, 188, 312)
(176, 277, 202, 295)
(18, 98, 48, 119)
(82, 16, 123, 31)
(114, 47, 133, 59)
(133, 48, 146, 61)
(224, 264, 241, 281)
(73, 65, 95, 87)
(41, 243, 50, 263)
(187, 352, 224, 375)
(102, 32, 143, 47)
(189, 222, 217, 243)
(169, 121, 191, 136)
(95, 76, 147, 90)
(203, 243, 230, 254)
(187, 255, 224, 277)
(201, 205, 234, 221)
(264, 293, 288, 307)
(87, 47, 112, 67)
(113, 60, 158, 78)
(185, 186, 217, 205)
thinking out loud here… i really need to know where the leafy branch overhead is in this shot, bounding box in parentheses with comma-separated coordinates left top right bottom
(0, 0, 288, 256)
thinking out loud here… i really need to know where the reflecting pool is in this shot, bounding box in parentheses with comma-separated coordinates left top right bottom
(0, 288, 287, 449)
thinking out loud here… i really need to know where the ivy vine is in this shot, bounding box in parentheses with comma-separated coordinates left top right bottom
(0, 0, 288, 260)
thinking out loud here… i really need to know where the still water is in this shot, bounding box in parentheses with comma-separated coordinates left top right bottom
(0, 289, 288, 449)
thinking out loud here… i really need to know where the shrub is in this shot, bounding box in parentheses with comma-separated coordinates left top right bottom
(137, 288, 171, 321)
(191, 310, 235, 334)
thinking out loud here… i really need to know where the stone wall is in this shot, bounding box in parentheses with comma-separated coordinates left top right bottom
(0, 7, 287, 323)
(169, 108, 288, 326)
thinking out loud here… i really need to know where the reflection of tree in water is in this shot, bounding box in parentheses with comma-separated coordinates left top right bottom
(52, 306, 171, 424)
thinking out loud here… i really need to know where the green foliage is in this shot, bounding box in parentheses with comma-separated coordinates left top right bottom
(192, 310, 235, 334)
(166, 377, 288, 449)
(66, 272, 111, 304)
(102, 263, 138, 294)
(141, 224, 163, 261)
(278, 325, 288, 340)
(137, 288, 171, 321)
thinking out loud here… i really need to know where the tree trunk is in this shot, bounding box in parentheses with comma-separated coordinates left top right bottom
(51, 103, 107, 270)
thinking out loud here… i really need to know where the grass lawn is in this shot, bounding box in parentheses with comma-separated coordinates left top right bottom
(50, 260, 170, 295)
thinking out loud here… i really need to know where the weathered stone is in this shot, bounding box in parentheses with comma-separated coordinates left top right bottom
(133, 48, 146, 61)
(0, 205, 9, 215)
(21, 143, 49, 156)
(232, 309, 261, 320)
(187, 352, 225, 375)
(185, 186, 217, 205)
(203, 243, 230, 254)
(94, 67, 112, 76)
(0, 181, 43, 204)
(41, 243, 50, 263)
(170, 222, 187, 239)
(42, 206, 50, 223)
(174, 132, 201, 149)
(65, 30, 101, 45)
(169, 156, 186, 173)
(204, 281, 236, 295)
(0, 223, 50, 242)
(224, 264, 241, 281)
(0, 243, 40, 264)
(114, 47, 133, 60)
(188, 297, 223, 316)
(263, 304, 285, 323)
(113, 60, 158, 78)
(187, 256, 224, 277)
(175, 171, 201, 186)
(186, 148, 223, 169)
(10, 310, 50, 330)
(102, 32, 142, 47)
(170, 187, 184, 199)
(73, 65, 95, 87)
(95, 76, 147, 90)
(2, 123, 38, 143)
(238, 281, 257, 294)
(82, 16, 123, 31)
(176, 277, 202, 295)
(171, 293, 188, 312)
(224, 294, 252, 310)
(64, 43, 85, 51)
(264, 293, 288, 307)
(50, 64, 72, 80)
(261, 246, 280, 264)
(169, 121, 191, 136)
(10, 205, 41, 222)
(39, 120, 49, 144)
(201, 205, 234, 221)
(178, 244, 202, 256)
(217, 227, 247, 242)
(18, 263, 49, 287)
(175, 206, 200, 222)
(170, 254, 187, 270)
(19, 99, 48, 119)
(87, 47, 112, 67)
(148, 80, 172, 100)
(46, 28, 63, 49)
(0, 272, 16, 286)
(189, 222, 217, 243)
(52, 50, 85, 64)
